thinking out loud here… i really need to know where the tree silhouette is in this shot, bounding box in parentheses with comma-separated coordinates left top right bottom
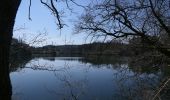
(0, 0, 63, 99)
(75, 0, 170, 57)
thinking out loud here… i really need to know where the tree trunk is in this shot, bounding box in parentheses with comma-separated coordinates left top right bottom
(0, 0, 21, 100)
(0, 42, 12, 100)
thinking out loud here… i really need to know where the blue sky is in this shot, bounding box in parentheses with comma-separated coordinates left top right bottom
(14, 0, 90, 46)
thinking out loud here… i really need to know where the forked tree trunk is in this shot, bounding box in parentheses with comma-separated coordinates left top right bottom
(0, 0, 21, 100)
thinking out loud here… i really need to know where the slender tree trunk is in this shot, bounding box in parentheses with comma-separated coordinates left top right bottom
(0, 0, 21, 100)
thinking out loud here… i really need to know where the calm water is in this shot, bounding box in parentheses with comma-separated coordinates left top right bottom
(10, 57, 164, 100)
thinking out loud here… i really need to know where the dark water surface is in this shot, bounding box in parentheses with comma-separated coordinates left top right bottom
(10, 57, 165, 100)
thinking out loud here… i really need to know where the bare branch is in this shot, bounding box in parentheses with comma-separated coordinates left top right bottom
(74, 0, 170, 57)
(69, 0, 87, 9)
(40, 0, 63, 29)
(80, 27, 138, 38)
(149, 0, 170, 36)
(29, 0, 32, 20)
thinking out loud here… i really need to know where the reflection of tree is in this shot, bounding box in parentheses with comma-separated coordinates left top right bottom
(56, 74, 87, 100)
(42, 57, 55, 61)
(113, 66, 161, 100)
(116, 56, 170, 100)
(79, 56, 128, 66)
(10, 56, 170, 100)
(9, 57, 32, 72)
(41, 57, 82, 62)
(45, 62, 88, 100)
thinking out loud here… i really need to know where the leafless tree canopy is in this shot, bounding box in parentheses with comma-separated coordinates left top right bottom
(75, 0, 170, 56)
(37, 0, 86, 29)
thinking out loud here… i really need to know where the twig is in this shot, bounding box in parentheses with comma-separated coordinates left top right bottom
(29, 0, 32, 20)
(152, 77, 170, 100)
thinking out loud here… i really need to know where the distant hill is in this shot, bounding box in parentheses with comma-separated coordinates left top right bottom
(31, 42, 130, 57)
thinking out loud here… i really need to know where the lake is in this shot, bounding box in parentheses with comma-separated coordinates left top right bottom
(10, 56, 168, 100)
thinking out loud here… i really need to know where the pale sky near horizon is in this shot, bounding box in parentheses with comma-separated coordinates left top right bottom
(13, 0, 91, 47)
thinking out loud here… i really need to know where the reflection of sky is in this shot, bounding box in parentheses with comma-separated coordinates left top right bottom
(14, 0, 90, 46)
(10, 57, 161, 100)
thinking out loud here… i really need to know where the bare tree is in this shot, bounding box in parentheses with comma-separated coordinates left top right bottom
(0, 0, 82, 99)
(75, 0, 170, 57)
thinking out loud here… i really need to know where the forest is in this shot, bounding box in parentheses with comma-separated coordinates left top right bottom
(1, 0, 170, 100)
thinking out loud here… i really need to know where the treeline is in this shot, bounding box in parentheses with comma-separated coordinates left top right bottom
(10, 38, 32, 59)
(9, 38, 32, 72)
(31, 38, 158, 57)
(10, 37, 165, 58)
(10, 38, 169, 72)
(31, 41, 130, 57)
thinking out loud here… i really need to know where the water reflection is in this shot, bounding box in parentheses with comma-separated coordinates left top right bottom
(10, 56, 170, 100)
(10, 58, 32, 72)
